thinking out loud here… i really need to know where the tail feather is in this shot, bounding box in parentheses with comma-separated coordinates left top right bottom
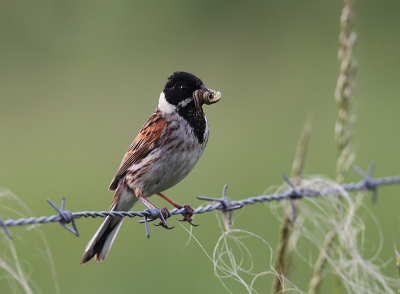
(80, 180, 137, 264)
(80, 214, 124, 264)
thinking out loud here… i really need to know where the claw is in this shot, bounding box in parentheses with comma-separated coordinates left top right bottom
(154, 207, 174, 229)
(177, 218, 199, 226)
(154, 222, 175, 229)
(177, 204, 199, 226)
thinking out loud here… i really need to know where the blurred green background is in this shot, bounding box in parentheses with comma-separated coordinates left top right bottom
(1, 0, 400, 293)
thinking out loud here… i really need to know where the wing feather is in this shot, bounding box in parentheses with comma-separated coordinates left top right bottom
(108, 113, 166, 190)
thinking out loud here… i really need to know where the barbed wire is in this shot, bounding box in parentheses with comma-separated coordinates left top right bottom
(1, 163, 400, 240)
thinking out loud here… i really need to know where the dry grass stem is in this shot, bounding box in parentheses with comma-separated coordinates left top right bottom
(0, 189, 60, 294)
(269, 177, 399, 294)
(335, 0, 357, 184)
(395, 244, 400, 293)
(272, 121, 312, 293)
(307, 230, 336, 294)
(291, 121, 312, 180)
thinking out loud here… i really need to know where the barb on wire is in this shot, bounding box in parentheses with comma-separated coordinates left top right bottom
(282, 174, 302, 221)
(1, 164, 400, 240)
(137, 201, 171, 238)
(353, 162, 377, 202)
(0, 218, 12, 239)
(198, 184, 244, 211)
(198, 184, 242, 226)
(46, 198, 79, 237)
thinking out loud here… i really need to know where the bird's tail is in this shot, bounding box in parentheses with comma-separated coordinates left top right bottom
(80, 182, 137, 264)
(80, 207, 124, 264)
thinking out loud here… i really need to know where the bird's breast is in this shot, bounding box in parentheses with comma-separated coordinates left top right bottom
(126, 114, 209, 196)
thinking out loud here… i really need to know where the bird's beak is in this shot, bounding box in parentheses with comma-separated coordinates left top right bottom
(193, 85, 222, 110)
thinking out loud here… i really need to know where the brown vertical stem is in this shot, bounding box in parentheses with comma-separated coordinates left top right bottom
(272, 122, 311, 293)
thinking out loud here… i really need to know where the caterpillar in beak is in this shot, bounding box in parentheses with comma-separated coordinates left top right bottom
(193, 88, 222, 110)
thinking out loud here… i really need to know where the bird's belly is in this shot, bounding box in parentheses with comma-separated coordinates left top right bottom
(126, 137, 207, 197)
(149, 144, 205, 194)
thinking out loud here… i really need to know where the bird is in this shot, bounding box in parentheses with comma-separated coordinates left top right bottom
(80, 71, 221, 264)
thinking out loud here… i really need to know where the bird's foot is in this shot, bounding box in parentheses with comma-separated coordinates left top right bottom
(154, 207, 174, 229)
(177, 204, 198, 226)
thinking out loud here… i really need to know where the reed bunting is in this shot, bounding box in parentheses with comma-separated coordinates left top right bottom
(81, 71, 221, 264)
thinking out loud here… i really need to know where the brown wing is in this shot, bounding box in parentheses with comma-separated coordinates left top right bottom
(108, 113, 166, 191)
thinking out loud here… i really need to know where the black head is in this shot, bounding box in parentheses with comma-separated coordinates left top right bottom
(163, 71, 204, 106)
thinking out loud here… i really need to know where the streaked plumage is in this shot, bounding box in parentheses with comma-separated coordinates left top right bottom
(80, 71, 220, 264)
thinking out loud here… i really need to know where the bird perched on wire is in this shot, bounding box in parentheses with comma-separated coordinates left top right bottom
(80, 71, 221, 264)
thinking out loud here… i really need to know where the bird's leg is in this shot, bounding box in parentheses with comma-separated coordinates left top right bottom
(156, 192, 183, 208)
(156, 192, 198, 226)
(135, 188, 172, 229)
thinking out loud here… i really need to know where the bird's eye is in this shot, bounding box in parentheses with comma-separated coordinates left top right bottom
(179, 85, 188, 92)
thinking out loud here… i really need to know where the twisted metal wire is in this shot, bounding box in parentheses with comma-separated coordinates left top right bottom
(1, 164, 400, 239)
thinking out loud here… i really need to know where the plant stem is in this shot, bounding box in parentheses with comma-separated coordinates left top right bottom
(272, 121, 312, 293)
(308, 231, 336, 294)
(335, 0, 357, 184)
(308, 0, 357, 293)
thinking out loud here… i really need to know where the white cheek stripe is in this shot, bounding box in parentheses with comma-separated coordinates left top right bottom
(177, 98, 192, 108)
(158, 92, 176, 114)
